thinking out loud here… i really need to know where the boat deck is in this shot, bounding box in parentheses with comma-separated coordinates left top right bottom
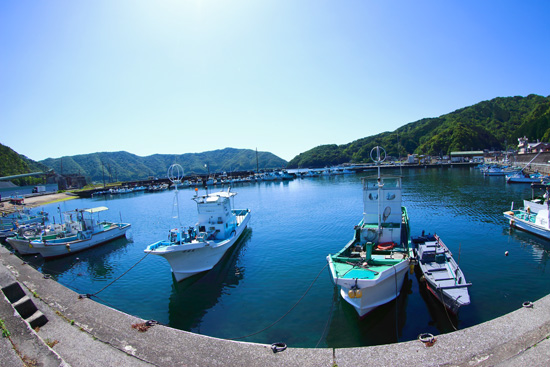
(332, 254, 407, 280)
(512, 211, 537, 223)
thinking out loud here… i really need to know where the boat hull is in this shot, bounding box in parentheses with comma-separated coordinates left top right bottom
(425, 281, 467, 315)
(31, 224, 131, 259)
(6, 237, 40, 255)
(149, 212, 250, 282)
(340, 261, 409, 317)
(328, 254, 410, 317)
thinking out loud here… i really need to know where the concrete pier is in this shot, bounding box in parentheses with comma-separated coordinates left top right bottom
(1, 243, 549, 366)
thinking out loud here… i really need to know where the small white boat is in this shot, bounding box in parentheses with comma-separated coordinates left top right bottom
(504, 204, 550, 240)
(145, 187, 251, 281)
(412, 233, 471, 314)
(30, 207, 131, 259)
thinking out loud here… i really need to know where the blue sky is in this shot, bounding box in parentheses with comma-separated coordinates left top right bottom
(1, 1, 549, 162)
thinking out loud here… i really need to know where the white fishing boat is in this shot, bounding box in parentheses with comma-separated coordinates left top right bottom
(145, 188, 250, 281)
(412, 233, 471, 314)
(144, 164, 251, 281)
(327, 147, 412, 317)
(504, 203, 550, 240)
(30, 207, 131, 259)
(7, 222, 78, 255)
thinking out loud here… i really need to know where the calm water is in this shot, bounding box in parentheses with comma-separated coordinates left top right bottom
(6, 167, 550, 348)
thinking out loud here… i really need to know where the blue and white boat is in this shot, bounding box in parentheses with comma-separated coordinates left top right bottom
(0, 207, 48, 230)
(30, 207, 131, 259)
(504, 203, 550, 240)
(506, 171, 544, 184)
(145, 187, 251, 282)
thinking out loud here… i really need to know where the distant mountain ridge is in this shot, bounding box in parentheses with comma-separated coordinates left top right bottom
(0, 143, 50, 185)
(39, 148, 287, 182)
(288, 94, 550, 168)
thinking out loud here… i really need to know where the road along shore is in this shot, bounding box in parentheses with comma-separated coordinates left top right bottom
(1, 192, 77, 214)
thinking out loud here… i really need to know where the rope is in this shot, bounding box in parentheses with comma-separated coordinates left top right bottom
(316, 281, 338, 348)
(88, 252, 150, 297)
(230, 263, 328, 341)
(393, 265, 399, 342)
(438, 286, 458, 331)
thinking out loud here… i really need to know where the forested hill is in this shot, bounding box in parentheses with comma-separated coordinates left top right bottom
(288, 94, 550, 168)
(0, 143, 50, 184)
(39, 148, 287, 182)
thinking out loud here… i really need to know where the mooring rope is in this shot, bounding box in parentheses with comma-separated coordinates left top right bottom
(230, 263, 328, 341)
(315, 281, 338, 348)
(393, 265, 399, 342)
(438, 286, 458, 331)
(87, 252, 151, 298)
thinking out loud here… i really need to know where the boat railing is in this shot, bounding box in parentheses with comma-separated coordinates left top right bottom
(232, 209, 249, 216)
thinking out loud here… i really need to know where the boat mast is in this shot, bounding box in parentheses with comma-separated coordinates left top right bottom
(168, 164, 184, 228)
(371, 146, 386, 232)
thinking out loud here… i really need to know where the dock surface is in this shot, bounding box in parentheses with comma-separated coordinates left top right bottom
(1, 243, 550, 366)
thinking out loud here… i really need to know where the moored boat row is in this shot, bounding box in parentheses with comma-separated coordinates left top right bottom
(327, 147, 472, 317)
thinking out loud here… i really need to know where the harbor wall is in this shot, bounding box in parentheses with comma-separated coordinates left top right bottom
(1, 243, 550, 367)
(514, 151, 550, 175)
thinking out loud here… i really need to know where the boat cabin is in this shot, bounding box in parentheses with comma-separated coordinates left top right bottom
(192, 191, 237, 241)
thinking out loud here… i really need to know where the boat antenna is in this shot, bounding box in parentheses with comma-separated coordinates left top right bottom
(168, 164, 184, 227)
(370, 146, 386, 232)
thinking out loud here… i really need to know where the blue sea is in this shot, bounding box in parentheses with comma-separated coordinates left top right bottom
(5, 167, 549, 348)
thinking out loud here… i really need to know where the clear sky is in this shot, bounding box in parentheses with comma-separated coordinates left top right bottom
(1, 1, 549, 162)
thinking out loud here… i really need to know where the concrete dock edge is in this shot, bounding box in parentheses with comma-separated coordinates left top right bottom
(1, 244, 549, 366)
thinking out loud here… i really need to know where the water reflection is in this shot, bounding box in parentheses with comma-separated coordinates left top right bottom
(325, 275, 412, 348)
(167, 229, 252, 332)
(414, 266, 460, 333)
(505, 227, 550, 273)
(22, 237, 131, 283)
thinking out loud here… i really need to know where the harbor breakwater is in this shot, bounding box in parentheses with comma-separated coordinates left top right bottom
(1, 243, 550, 366)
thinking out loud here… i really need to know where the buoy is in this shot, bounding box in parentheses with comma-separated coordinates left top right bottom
(505, 251, 509, 256)
(348, 289, 356, 298)
(355, 289, 362, 298)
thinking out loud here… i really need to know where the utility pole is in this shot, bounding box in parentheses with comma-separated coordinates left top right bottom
(256, 148, 259, 173)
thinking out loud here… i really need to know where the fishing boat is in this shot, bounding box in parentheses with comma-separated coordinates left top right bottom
(30, 207, 131, 259)
(327, 147, 412, 317)
(145, 187, 251, 282)
(0, 207, 48, 230)
(504, 203, 550, 240)
(412, 233, 471, 314)
(7, 223, 75, 255)
(506, 171, 544, 184)
(144, 164, 251, 282)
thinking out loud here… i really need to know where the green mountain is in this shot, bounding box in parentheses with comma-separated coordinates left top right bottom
(0, 143, 50, 185)
(39, 148, 287, 182)
(288, 94, 550, 168)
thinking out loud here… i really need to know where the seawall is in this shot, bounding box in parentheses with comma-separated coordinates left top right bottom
(1, 244, 550, 366)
